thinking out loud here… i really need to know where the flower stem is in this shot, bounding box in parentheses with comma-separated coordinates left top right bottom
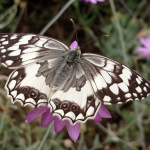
(109, 0, 128, 65)
(37, 124, 52, 150)
(133, 102, 146, 150)
(39, 0, 75, 35)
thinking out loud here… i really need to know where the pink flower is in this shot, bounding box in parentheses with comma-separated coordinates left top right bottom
(84, 0, 105, 4)
(25, 105, 111, 142)
(70, 41, 78, 49)
(25, 41, 111, 142)
(136, 35, 150, 57)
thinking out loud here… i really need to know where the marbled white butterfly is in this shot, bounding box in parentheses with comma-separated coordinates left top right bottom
(0, 33, 150, 124)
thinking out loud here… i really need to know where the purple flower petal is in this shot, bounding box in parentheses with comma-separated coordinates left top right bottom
(54, 116, 65, 134)
(98, 0, 105, 1)
(90, 0, 97, 4)
(93, 113, 102, 122)
(137, 35, 150, 57)
(41, 109, 54, 127)
(146, 37, 150, 45)
(84, 0, 105, 4)
(66, 121, 80, 142)
(25, 106, 49, 123)
(98, 105, 112, 118)
(136, 47, 148, 52)
(141, 53, 150, 57)
(70, 41, 78, 50)
(148, 34, 150, 38)
(137, 47, 150, 57)
(139, 38, 150, 48)
(140, 51, 150, 57)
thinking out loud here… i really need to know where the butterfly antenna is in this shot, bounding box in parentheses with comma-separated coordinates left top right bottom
(80, 35, 109, 47)
(70, 19, 79, 44)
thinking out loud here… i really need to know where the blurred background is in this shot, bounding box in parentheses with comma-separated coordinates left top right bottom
(0, 0, 150, 149)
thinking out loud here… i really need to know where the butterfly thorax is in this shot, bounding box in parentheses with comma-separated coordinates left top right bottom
(52, 47, 81, 89)
(66, 47, 81, 65)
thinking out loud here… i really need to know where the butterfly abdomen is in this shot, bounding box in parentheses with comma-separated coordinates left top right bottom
(52, 63, 72, 89)
(52, 49, 81, 89)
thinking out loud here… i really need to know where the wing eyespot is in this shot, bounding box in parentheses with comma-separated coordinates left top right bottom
(21, 86, 29, 93)
(29, 89, 38, 98)
(60, 102, 69, 110)
(39, 94, 47, 99)
(52, 99, 60, 105)
(70, 104, 78, 111)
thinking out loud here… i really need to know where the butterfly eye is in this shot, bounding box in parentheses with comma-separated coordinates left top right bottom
(60, 102, 69, 110)
(29, 89, 38, 98)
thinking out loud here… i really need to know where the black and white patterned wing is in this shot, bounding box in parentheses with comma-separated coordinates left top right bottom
(0, 34, 69, 68)
(81, 53, 150, 105)
(5, 57, 64, 107)
(48, 63, 101, 124)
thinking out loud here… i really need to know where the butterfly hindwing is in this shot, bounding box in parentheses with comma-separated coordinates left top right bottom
(0, 34, 69, 68)
(6, 63, 50, 107)
(5, 54, 67, 107)
(49, 63, 101, 124)
(81, 53, 150, 105)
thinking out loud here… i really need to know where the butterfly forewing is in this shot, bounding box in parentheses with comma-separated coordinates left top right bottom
(81, 53, 150, 105)
(0, 34, 69, 68)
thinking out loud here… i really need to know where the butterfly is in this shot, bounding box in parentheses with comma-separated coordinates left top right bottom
(0, 33, 150, 124)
